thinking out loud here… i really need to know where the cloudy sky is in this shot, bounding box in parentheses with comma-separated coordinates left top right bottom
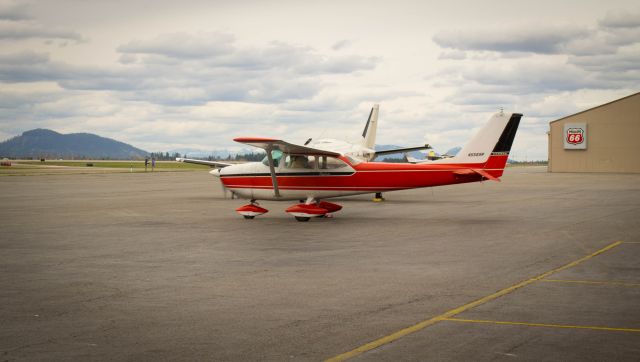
(1, 0, 639, 159)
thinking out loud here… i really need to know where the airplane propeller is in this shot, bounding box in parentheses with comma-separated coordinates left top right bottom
(210, 168, 234, 199)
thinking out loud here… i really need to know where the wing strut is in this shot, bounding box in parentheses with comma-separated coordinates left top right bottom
(265, 147, 281, 198)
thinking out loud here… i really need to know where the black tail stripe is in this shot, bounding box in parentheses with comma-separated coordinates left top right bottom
(492, 113, 522, 153)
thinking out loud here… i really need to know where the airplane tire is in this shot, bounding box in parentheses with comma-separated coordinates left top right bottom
(243, 215, 255, 219)
(295, 216, 311, 222)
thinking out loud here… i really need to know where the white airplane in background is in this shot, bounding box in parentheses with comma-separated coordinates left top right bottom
(405, 149, 455, 163)
(181, 105, 427, 163)
(178, 105, 522, 221)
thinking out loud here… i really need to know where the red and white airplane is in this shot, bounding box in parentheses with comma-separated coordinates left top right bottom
(178, 105, 522, 221)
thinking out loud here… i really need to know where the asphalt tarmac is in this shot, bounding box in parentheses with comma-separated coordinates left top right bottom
(1, 167, 639, 361)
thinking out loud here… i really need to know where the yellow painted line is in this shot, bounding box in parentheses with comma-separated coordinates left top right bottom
(325, 241, 623, 362)
(444, 318, 640, 333)
(540, 279, 640, 287)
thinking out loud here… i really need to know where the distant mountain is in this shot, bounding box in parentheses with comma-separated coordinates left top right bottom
(0, 129, 149, 159)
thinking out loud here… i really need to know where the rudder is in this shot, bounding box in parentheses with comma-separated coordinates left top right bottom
(449, 112, 521, 165)
(483, 113, 522, 172)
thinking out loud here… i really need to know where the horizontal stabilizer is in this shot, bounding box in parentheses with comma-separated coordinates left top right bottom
(453, 168, 500, 182)
(374, 144, 432, 158)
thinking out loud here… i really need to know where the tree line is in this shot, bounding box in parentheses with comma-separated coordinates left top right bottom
(149, 151, 266, 162)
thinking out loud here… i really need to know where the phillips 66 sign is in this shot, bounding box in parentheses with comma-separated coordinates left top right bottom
(563, 123, 587, 150)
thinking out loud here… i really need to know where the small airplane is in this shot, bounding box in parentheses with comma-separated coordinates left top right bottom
(178, 105, 522, 221)
(405, 149, 455, 163)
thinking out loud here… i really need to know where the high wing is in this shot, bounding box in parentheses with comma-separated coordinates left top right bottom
(234, 137, 341, 157)
(233, 137, 342, 199)
(176, 157, 233, 168)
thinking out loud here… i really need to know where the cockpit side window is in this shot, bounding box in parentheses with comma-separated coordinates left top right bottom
(261, 150, 283, 167)
(284, 154, 313, 169)
(307, 155, 317, 169)
(319, 156, 348, 169)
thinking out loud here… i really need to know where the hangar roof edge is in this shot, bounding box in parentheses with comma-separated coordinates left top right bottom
(549, 91, 640, 125)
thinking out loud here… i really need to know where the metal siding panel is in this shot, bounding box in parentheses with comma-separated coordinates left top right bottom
(549, 93, 640, 173)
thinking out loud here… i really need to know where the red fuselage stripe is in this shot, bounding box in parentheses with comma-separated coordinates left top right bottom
(221, 155, 509, 192)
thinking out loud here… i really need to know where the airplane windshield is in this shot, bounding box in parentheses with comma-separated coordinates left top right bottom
(344, 155, 361, 166)
(261, 150, 283, 167)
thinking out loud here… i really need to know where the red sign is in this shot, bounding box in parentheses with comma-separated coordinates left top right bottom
(566, 128, 584, 145)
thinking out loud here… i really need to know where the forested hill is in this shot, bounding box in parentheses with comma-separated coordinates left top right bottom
(0, 129, 149, 159)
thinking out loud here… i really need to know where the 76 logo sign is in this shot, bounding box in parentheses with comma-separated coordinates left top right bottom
(566, 128, 584, 145)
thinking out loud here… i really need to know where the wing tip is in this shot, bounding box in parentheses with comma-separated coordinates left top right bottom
(234, 137, 280, 143)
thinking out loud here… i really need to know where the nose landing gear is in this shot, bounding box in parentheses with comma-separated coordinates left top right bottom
(236, 200, 268, 219)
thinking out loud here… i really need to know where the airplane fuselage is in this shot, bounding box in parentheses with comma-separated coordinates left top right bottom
(218, 153, 508, 201)
(179, 108, 521, 221)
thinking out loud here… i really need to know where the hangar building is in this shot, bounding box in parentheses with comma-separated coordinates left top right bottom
(548, 92, 640, 173)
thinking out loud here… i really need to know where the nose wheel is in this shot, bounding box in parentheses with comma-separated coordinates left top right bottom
(236, 200, 268, 219)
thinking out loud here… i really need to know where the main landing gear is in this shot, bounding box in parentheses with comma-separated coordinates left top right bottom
(285, 198, 342, 222)
(235, 198, 342, 221)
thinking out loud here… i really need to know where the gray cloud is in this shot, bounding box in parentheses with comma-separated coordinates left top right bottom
(0, 1, 29, 20)
(0, 90, 61, 109)
(433, 26, 588, 54)
(434, 11, 640, 58)
(0, 32, 378, 107)
(599, 10, 640, 28)
(0, 1, 83, 42)
(331, 39, 351, 51)
(117, 32, 235, 59)
(0, 50, 48, 64)
(570, 48, 640, 73)
(474, 64, 593, 91)
(430, 9, 640, 114)
(119, 35, 378, 75)
(0, 52, 70, 82)
(0, 20, 83, 41)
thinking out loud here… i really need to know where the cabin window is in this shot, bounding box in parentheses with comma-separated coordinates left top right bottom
(307, 155, 317, 169)
(261, 150, 283, 167)
(284, 154, 313, 169)
(319, 156, 348, 169)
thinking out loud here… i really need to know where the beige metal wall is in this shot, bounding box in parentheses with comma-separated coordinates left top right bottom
(549, 92, 640, 173)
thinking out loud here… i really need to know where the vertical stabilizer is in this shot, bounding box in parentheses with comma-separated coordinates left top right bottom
(361, 104, 379, 149)
(451, 112, 522, 164)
